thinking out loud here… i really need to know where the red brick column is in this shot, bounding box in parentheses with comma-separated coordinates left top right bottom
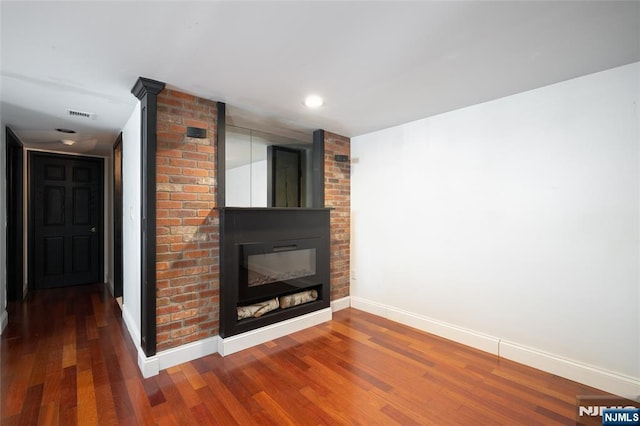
(155, 89, 220, 351)
(324, 132, 351, 300)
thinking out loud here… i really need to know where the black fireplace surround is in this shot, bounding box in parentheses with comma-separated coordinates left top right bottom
(219, 208, 331, 337)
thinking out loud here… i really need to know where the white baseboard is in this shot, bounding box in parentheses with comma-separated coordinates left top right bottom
(331, 296, 351, 312)
(351, 296, 500, 355)
(121, 304, 141, 349)
(158, 336, 219, 371)
(218, 307, 333, 356)
(134, 308, 332, 377)
(121, 305, 154, 376)
(350, 296, 640, 398)
(138, 350, 159, 378)
(500, 341, 640, 397)
(137, 336, 219, 378)
(0, 310, 8, 335)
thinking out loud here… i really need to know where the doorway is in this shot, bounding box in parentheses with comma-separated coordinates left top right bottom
(29, 152, 104, 288)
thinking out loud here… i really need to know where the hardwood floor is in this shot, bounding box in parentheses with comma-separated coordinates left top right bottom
(1, 283, 612, 425)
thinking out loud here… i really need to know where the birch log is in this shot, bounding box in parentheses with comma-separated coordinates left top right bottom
(237, 297, 279, 320)
(279, 290, 318, 309)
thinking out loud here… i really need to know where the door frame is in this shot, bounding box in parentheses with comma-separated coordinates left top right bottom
(113, 134, 123, 298)
(28, 151, 104, 290)
(5, 127, 25, 301)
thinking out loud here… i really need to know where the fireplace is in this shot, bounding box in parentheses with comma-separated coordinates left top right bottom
(219, 208, 331, 337)
(240, 239, 320, 303)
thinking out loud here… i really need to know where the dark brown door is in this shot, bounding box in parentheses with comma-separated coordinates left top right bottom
(30, 152, 104, 288)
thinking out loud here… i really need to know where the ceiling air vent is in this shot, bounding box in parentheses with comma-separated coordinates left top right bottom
(67, 109, 95, 119)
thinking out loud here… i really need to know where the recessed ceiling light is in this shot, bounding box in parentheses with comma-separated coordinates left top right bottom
(61, 139, 75, 146)
(56, 128, 76, 134)
(304, 95, 324, 109)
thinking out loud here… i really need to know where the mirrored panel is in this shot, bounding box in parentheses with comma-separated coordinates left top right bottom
(225, 125, 314, 207)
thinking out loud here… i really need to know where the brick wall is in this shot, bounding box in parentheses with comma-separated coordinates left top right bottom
(324, 131, 351, 300)
(155, 89, 220, 351)
(153, 90, 349, 349)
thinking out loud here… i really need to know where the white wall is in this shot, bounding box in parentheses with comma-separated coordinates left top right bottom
(226, 160, 267, 207)
(352, 63, 639, 391)
(121, 103, 142, 347)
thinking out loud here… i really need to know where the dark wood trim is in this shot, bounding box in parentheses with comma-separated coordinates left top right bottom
(132, 76, 165, 357)
(216, 102, 226, 208)
(5, 127, 24, 301)
(112, 133, 123, 298)
(27, 152, 34, 294)
(312, 129, 325, 208)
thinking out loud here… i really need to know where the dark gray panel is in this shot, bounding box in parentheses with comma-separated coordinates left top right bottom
(44, 237, 64, 275)
(44, 186, 65, 225)
(72, 236, 91, 272)
(73, 167, 90, 182)
(73, 187, 90, 225)
(45, 165, 65, 181)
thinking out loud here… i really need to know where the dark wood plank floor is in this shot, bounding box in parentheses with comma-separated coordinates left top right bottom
(1, 283, 611, 425)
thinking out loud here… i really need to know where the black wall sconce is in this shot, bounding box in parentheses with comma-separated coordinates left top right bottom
(334, 154, 349, 163)
(187, 126, 207, 138)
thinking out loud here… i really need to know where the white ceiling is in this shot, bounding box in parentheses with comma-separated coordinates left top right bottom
(1, 1, 639, 156)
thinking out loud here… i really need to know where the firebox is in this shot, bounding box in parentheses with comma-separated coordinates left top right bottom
(240, 239, 320, 304)
(219, 208, 331, 337)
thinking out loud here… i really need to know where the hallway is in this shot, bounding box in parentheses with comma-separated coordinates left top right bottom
(1, 284, 140, 424)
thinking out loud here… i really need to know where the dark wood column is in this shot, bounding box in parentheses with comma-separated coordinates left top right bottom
(216, 102, 226, 208)
(312, 129, 325, 208)
(5, 127, 24, 301)
(131, 77, 165, 357)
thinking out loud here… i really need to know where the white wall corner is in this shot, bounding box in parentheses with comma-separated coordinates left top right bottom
(331, 296, 351, 312)
(0, 310, 8, 335)
(219, 307, 332, 356)
(499, 341, 640, 398)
